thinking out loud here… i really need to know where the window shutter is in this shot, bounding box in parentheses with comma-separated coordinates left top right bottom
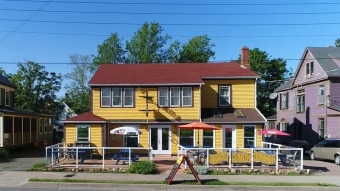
(10, 91, 14, 108)
(279, 94, 282, 110)
(1, 88, 4, 106)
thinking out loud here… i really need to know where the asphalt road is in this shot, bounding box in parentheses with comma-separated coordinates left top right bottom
(0, 149, 46, 172)
(1, 184, 339, 191)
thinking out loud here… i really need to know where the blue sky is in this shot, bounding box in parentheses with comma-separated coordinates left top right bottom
(0, 0, 340, 97)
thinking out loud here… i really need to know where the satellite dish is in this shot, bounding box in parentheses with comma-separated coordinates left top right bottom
(269, 93, 278, 99)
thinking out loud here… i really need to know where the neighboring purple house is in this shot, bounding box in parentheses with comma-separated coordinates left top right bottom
(275, 47, 340, 146)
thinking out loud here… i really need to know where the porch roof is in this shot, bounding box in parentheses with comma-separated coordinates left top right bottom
(201, 108, 266, 123)
(63, 112, 107, 123)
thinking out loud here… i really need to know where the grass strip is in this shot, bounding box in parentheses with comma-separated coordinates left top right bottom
(29, 178, 337, 187)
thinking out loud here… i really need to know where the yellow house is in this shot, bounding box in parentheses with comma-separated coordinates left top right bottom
(0, 74, 54, 149)
(64, 46, 266, 155)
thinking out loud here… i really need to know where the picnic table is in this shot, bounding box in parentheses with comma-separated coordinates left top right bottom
(113, 149, 139, 165)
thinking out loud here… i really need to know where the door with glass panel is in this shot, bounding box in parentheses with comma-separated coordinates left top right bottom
(149, 125, 171, 154)
(222, 125, 236, 148)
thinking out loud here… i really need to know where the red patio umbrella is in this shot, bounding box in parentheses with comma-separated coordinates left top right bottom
(177, 122, 221, 147)
(258, 129, 290, 136)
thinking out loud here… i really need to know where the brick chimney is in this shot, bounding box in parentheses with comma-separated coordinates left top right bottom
(241, 46, 249, 69)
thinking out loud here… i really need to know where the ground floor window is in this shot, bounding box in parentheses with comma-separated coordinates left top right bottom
(203, 130, 214, 148)
(244, 125, 255, 148)
(179, 129, 194, 147)
(318, 118, 325, 140)
(126, 135, 139, 147)
(77, 125, 90, 142)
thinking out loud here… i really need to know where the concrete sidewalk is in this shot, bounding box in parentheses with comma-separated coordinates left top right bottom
(1, 171, 340, 188)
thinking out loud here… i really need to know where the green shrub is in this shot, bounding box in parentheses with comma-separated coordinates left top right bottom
(128, 161, 157, 174)
(194, 166, 210, 175)
(0, 148, 9, 159)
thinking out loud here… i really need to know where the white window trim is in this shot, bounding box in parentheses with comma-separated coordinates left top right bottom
(243, 125, 256, 148)
(112, 88, 123, 107)
(170, 87, 181, 107)
(101, 87, 111, 107)
(318, 85, 325, 105)
(280, 122, 288, 132)
(202, 129, 216, 148)
(219, 86, 231, 106)
(76, 125, 90, 142)
(158, 87, 169, 107)
(123, 88, 134, 107)
(182, 87, 193, 106)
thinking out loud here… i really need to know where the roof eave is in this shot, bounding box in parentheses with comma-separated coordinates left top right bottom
(63, 121, 107, 124)
(89, 83, 204, 87)
(201, 76, 259, 79)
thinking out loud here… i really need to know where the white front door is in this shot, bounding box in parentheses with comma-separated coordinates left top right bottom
(222, 125, 236, 148)
(149, 125, 171, 154)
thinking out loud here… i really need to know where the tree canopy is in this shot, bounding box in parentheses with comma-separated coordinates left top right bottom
(92, 22, 215, 68)
(9, 61, 62, 114)
(239, 48, 293, 117)
(335, 38, 340, 47)
(62, 54, 92, 114)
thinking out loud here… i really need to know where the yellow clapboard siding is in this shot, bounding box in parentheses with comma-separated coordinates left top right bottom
(201, 79, 255, 108)
(171, 125, 178, 154)
(92, 87, 200, 121)
(214, 124, 223, 148)
(236, 124, 244, 148)
(256, 124, 263, 147)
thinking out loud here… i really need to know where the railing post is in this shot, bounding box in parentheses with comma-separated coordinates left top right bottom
(76, 147, 79, 168)
(276, 148, 279, 169)
(206, 148, 210, 168)
(229, 148, 231, 169)
(45, 147, 48, 168)
(300, 148, 303, 170)
(128, 147, 131, 166)
(102, 147, 105, 169)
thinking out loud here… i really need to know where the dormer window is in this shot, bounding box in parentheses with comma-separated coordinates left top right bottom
(306, 62, 314, 77)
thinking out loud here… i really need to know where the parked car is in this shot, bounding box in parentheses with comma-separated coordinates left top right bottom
(309, 139, 340, 165)
(288, 140, 311, 155)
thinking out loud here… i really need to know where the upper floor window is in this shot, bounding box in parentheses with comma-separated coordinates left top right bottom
(296, 89, 305, 113)
(170, 87, 180, 107)
(101, 88, 111, 107)
(159, 87, 169, 107)
(182, 87, 192, 106)
(219, 85, 231, 106)
(280, 92, 289, 110)
(100, 87, 134, 107)
(158, 87, 192, 107)
(5, 90, 10, 106)
(318, 85, 325, 105)
(306, 62, 314, 77)
(268, 121, 275, 129)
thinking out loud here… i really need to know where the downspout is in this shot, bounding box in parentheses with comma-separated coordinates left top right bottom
(199, 84, 202, 122)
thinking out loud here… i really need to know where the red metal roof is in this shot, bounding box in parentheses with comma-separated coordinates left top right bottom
(64, 112, 107, 123)
(89, 62, 259, 85)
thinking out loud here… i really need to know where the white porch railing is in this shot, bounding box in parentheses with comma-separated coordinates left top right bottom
(177, 144, 303, 170)
(46, 143, 153, 169)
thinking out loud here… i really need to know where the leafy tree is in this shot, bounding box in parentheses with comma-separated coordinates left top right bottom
(239, 48, 292, 117)
(126, 22, 171, 63)
(335, 38, 340, 47)
(9, 61, 62, 113)
(92, 33, 125, 71)
(178, 35, 215, 63)
(63, 54, 92, 114)
(92, 22, 216, 66)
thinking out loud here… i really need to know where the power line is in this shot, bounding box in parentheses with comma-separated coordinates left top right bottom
(0, 29, 339, 38)
(4, 0, 340, 6)
(1, 57, 340, 65)
(0, 0, 53, 44)
(1, 8, 340, 16)
(1, 18, 340, 26)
